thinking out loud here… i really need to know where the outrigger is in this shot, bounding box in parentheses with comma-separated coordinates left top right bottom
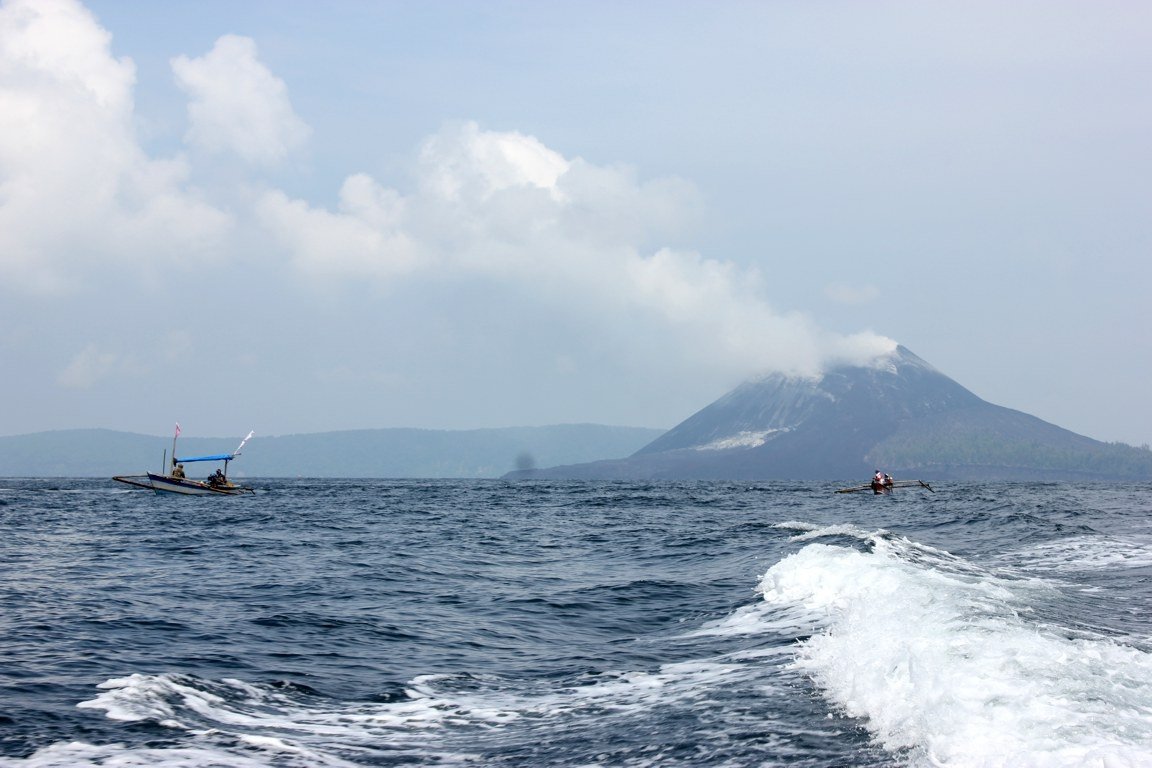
(114, 425, 255, 496)
(835, 478, 933, 495)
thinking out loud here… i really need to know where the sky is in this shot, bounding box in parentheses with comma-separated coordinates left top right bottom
(1, 0, 1149, 445)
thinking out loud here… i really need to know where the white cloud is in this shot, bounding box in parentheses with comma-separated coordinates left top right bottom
(258, 174, 421, 279)
(418, 121, 569, 202)
(0, 2, 896, 432)
(0, 0, 230, 295)
(261, 120, 895, 377)
(0, 0, 129, 110)
(171, 34, 310, 166)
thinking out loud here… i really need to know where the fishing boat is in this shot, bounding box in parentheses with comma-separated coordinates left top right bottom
(835, 478, 934, 494)
(114, 425, 255, 496)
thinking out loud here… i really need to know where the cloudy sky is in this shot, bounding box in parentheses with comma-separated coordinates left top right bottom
(2, 0, 1149, 445)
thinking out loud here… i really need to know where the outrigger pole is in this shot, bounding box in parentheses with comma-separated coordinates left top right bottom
(225, 431, 254, 480)
(171, 423, 181, 474)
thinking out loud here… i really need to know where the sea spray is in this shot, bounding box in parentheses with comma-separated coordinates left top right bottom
(760, 532, 1152, 766)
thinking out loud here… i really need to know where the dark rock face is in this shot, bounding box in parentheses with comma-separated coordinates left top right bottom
(507, 346, 1152, 481)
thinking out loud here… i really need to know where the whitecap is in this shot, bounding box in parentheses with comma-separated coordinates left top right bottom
(759, 540, 1152, 766)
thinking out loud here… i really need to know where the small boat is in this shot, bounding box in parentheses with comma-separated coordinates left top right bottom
(114, 425, 255, 496)
(835, 478, 933, 494)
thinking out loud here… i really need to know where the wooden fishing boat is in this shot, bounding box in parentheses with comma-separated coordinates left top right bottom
(114, 425, 254, 496)
(113, 469, 254, 496)
(835, 478, 934, 494)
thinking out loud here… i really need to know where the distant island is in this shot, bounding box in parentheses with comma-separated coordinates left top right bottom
(0, 425, 664, 479)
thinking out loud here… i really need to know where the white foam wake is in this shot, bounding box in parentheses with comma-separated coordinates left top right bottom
(1005, 535, 1152, 574)
(8, 657, 806, 767)
(759, 535, 1152, 766)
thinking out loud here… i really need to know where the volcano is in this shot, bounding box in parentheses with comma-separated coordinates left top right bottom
(505, 346, 1151, 482)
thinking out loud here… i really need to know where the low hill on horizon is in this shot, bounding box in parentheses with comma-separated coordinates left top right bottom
(504, 346, 1152, 482)
(0, 424, 665, 479)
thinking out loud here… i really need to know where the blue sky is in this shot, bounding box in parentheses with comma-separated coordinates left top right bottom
(2, 0, 1149, 446)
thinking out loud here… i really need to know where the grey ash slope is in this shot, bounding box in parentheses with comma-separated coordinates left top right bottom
(506, 346, 1151, 481)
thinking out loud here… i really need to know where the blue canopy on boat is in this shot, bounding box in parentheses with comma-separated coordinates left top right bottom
(175, 454, 236, 463)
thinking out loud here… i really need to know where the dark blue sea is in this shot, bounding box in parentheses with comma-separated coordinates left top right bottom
(2, 479, 1152, 767)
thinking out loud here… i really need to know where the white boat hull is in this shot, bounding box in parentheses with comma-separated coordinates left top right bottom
(113, 473, 253, 496)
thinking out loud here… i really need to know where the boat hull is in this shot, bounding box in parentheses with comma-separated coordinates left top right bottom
(113, 474, 253, 496)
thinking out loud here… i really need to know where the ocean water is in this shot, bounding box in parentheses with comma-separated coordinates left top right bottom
(1, 479, 1151, 767)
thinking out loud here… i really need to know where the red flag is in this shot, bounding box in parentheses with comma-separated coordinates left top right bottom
(174, 423, 181, 438)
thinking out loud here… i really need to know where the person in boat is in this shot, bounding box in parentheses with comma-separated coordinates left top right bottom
(208, 468, 227, 487)
(171, 463, 186, 479)
(871, 470, 894, 493)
